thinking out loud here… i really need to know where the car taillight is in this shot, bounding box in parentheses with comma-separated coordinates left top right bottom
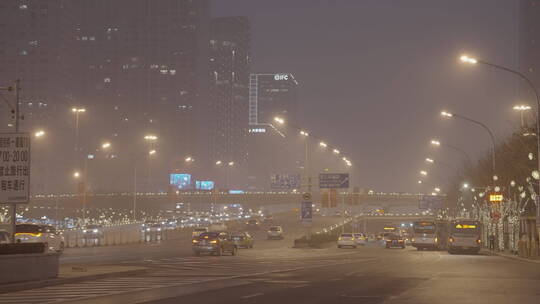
(449, 237, 454, 243)
(476, 238, 481, 244)
(210, 240, 217, 244)
(192, 239, 198, 243)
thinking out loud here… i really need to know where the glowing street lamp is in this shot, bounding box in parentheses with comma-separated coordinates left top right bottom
(440, 111, 453, 118)
(101, 142, 111, 149)
(215, 160, 223, 166)
(417, 180, 423, 184)
(319, 142, 327, 148)
(144, 135, 158, 141)
(434, 187, 441, 193)
(273, 117, 285, 125)
(185, 156, 193, 162)
(333, 149, 340, 154)
(72, 107, 86, 153)
(73, 171, 81, 179)
(148, 149, 156, 155)
(34, 130, 45, 138)
(425, 158, 434, 163)
(420, 170, 428, 176)
(459, 55, 478, 64)
(228, 161, 235, 167)
(430, 140, 441, 146)
(300, 130, 309, 137)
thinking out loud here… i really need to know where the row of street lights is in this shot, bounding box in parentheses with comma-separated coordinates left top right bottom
(273, 116, 353, 194)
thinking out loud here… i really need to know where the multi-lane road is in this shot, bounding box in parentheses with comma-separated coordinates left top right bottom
(1, 212, 539, 304)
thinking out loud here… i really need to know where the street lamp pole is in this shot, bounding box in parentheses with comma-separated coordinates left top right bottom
(461, 54, 540, 185)
(441, 112, 496, 177)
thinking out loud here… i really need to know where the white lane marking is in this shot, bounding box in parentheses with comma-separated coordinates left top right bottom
(291, 284, 309, 288)
(240, 292, 264, 299)
(263, 280, 309, 284)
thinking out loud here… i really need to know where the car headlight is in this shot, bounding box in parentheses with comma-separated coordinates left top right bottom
(93, 229, 99, 233)
(146, 228, 150, 231)
(82, 229, 87, 233)
(157, 228, 161, 231)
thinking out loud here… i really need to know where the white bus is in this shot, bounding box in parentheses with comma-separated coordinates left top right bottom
(411, 220, 439, 250)
(447, 220, 482, 254)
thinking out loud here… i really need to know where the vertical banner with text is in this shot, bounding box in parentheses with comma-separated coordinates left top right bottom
(0, 133, 30, 203)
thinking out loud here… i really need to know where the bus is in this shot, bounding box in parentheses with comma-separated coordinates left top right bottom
(447, 219, 482, 254)
(411, 220, 441, 250)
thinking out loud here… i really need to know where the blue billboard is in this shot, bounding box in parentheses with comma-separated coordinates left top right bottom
(170, 173, 192, 190)
(196, 180, 215, 190)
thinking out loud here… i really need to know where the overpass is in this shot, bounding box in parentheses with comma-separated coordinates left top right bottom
(28, 191, 430, 211)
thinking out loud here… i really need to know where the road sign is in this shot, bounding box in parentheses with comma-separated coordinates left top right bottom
(302, 192, 311, 201)
(0, 133, 30, 203)
(270, 174, 300, 190)
(419, 195, 443, 210)
(301, 201, 312, 223)
(319, 173, 349, 189)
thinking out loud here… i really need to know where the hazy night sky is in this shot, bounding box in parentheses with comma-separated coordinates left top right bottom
(213, 0, 519, 192)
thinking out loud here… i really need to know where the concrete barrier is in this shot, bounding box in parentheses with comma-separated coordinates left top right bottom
(0, 253, 59, 284)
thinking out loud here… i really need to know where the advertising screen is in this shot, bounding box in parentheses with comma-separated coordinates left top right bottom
(170, 173, 192, 190)
(196, 181, 215, 190)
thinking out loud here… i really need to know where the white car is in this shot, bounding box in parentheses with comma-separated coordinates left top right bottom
(354, 233, 367, 246)
(337, 233, 357, 248)
(267, 226, 284, 240)
(15, 224, 65, 253)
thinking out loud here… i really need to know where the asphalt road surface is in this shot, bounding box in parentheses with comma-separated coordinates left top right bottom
(1, 212, 538, 304)
(59, 212, 340, 265)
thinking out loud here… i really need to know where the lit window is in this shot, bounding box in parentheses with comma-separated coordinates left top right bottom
(20, 50, 28, 56)
(19, 4, 28, 9)
(29, 40, 38, 46)
(104, 77, 111, 83)
(89, 36, 95, 41)
(160, 70, 168, 75)
(170, 69, 176, 75)
(82, 36, 88, 41)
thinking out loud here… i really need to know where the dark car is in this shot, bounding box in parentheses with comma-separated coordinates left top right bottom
(192, 232, 238, 256)
(231, 231, 254, 249)
(245, 219, 260, 230)
(385, 233, 406, 249)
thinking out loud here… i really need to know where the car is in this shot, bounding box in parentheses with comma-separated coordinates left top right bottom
(354, 233, 367, 246)
(15, 224, 65, 253)
(338, 233, 357, 248)
(231, 231, 254, 248)
(0, 230, 10, 244)
(267, 226, 284, 240)
(262, 215, 274, 224)
(192, 232, 238, 256)
(385, 233, 406, 249)
(245, 219, 261, 230)
(142, 223, 163, 241)
(192, 227, 208, 238)
(82, 224, 104, 245)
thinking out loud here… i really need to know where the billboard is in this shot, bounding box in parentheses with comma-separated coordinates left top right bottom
(170, 173, 192, 190)
(196, 181, 215, 190)
(270, 174, 300, 190)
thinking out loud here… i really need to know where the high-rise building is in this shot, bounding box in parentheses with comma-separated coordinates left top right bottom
(208, 17, 250, 172)
(73, 0, 210, 192)
(0, 0, 211, 193)
(0, 0, 77, 193)
(519, 0, 540, 102)
(249, 73, 298, 126)
(246, 73, 299, 191)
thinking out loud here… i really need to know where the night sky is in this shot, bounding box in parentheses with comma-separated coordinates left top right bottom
(213, 0, 519, 192)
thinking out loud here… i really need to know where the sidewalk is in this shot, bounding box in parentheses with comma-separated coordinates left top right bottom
(0, 264, 147, 294)
(481, 249, 540, 264)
